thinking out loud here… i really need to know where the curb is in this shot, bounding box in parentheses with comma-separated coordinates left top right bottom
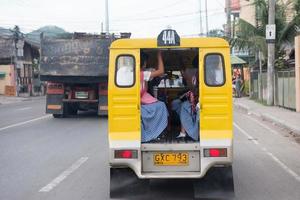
(0, 96, 45, 106)
(260, 113, 300, 137)
(234, 103, 261, 118)
(234, 103, 300, 137)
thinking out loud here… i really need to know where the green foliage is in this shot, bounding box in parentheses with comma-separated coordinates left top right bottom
(241, 79, 250, 96)
(207, 29, 225, 38)
(25, 26, 70, 44)
(231, 0, 300, 69)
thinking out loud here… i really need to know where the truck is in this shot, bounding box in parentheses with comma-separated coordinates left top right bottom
(40, 33, 130, 118)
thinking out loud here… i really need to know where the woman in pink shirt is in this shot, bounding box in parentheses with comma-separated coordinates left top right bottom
(140, 51, 168, 143)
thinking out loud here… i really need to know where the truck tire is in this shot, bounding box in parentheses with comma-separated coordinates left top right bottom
(52, 114, 63, 118)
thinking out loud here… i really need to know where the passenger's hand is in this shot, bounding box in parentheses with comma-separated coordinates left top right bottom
(157, 50, 162, 57)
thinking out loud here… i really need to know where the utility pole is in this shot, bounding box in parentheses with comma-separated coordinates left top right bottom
(205, 0, 208, 36)
(105, 0, 109, 34)
(12, 25, 21, 97)
(226, 0, 231, 39)
(267, 0, 275, 105)
(258, 51, 263, 101)
(199, 0, 203, 36)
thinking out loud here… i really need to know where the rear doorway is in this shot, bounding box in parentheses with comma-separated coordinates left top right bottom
(140, 48, 200, 144)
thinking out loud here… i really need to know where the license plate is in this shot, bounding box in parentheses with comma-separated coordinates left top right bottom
(153, 152, 189, 166)
(75, 91, 88, 99)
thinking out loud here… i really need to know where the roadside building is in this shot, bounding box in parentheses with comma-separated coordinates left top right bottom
(0, 32, 40, 97)
(229, 0, 300, 111)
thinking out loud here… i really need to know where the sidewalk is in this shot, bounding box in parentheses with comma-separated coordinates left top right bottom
(234, 97, 300, 137)
(0, 95, 45, 105)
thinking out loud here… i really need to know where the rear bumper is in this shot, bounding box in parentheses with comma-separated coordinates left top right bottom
(109, 139, 233, 179)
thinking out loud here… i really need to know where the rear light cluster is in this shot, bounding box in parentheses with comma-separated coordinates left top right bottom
(114, 150, 138, 159)
(47, 83, 64, 95)
(204, 148, 227, 157)
(47, 83, 63, 90)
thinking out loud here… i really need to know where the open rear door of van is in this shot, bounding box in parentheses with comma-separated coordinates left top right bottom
(108, 49, 141, 142)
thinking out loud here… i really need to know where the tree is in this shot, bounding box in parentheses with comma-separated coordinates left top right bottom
(207, 29, 225, 38)
(231, 0, 300, 68)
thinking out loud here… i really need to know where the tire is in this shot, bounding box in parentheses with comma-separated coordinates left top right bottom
(110, 168, 149, 198)
(52, 114, 63, 118)
(193, 166, 235, 199)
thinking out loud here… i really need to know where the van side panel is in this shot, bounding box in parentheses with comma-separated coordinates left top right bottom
(108, 49, 141, 141)
(199, 48, 233, 140)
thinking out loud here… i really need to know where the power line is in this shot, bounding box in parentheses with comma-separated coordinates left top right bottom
(118, 0, 186, 20)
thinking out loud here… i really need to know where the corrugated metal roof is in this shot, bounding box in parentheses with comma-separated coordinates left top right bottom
(231, 55, 247, 65)
(0, 38, 14, 59)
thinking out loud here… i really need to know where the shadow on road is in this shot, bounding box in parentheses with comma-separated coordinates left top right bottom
(61, 111, 107, 119)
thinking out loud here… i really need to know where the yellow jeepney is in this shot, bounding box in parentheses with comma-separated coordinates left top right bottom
(108, 29, 234, 199)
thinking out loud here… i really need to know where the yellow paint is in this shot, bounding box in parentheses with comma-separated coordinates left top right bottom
(108, 37, 232, 142)
(109, 132, 140, 140)
(108, 49, 141, 141)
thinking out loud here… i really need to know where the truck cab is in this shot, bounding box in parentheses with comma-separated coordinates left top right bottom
(108, 30, 234, 199)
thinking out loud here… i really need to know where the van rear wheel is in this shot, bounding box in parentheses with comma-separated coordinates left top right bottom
(193, 166, 235, 199)
(110, 168, 149, 199)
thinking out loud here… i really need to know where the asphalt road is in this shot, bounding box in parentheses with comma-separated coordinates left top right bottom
(0, 98, 300, 200)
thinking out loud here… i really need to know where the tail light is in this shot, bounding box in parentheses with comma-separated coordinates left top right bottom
(204, 148, 227, 157)
(114, 150, 138, 159)
(47, 82, 64, 94)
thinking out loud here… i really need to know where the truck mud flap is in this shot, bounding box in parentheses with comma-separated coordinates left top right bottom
(98, 96, 108, 116)
(193, 166, 235, 199)
(46, 94, 64, 114)
(110, 168, 149, 199)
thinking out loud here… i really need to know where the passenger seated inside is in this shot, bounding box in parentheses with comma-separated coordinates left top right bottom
(140, 51, 168, 143)
(171, 56, 199, 141)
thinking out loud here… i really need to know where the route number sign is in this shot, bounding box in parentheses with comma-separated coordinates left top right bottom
(157, 29, 180, 46)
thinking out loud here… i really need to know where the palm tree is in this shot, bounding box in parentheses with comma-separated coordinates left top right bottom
(231, 0, 300, 68)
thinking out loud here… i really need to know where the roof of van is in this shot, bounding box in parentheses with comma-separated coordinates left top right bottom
(110, 37, 229, 49)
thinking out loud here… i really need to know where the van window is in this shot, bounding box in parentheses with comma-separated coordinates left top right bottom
(115, 55, 135, 87)
(204, 54, 225, 86)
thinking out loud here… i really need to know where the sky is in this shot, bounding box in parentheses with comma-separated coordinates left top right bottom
(0, 0, 226, 38)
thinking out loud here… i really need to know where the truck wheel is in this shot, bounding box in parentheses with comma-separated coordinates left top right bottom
(52, 114, 63, 118)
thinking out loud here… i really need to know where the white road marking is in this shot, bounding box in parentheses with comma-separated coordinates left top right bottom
(234, 122, 259, 145)
(245, 115, 279, 136)
(266, 152, 300, 182)
(234, 122, 300, 183)
(245, 115, 300, 148)
(0, 115, 51, 132)
(39, 157, 89, 192)
(17, 107, 32, 111)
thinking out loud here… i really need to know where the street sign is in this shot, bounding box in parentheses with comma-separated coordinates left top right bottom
(266, 24, 276, 43)
(157, 29, 180, 46)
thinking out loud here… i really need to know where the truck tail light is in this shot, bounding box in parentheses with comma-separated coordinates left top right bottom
(204, 148, 227, 157)
(47, 82, 64, 95)
(114, 150, 138, 159)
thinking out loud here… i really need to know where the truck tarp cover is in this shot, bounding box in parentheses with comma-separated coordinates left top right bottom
(40, 38, 110, 77)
